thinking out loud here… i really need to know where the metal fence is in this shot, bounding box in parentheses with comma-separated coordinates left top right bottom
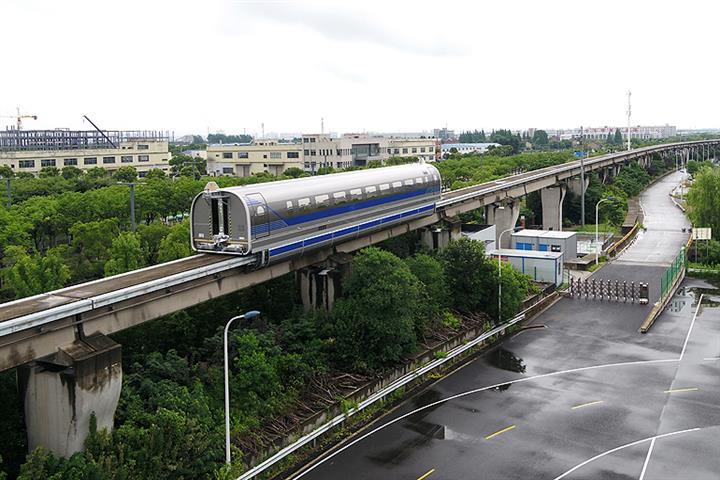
(660, 247, 686, 300)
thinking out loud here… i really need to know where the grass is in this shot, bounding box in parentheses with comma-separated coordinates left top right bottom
(568, 223, 621, 235)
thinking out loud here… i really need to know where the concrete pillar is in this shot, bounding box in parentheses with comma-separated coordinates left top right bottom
(19, 334, 122, 458)
(541, 184, 566, 231)
(297, 253, 353, 311)
(567, 176, 588, 197)
(421, 227, 451, 251)
(485, 201, 520, 248)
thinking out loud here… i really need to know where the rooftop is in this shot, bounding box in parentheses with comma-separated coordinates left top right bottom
(488, 249, 564, 260)
(0, 129, 169, 152)
(511, 229, 577, 239)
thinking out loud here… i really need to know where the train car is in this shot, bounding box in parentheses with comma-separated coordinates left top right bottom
(190, 163, 441, 263)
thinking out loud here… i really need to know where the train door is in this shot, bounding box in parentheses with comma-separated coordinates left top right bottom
(246, 193, 270, 239)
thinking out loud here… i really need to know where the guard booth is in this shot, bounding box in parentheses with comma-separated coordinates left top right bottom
(511, 229, 578, 259)
(489, 249, 564, 287)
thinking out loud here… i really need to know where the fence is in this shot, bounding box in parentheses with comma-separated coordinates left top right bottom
(660, 247, 686, 300)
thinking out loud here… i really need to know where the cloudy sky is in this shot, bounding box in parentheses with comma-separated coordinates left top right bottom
(0, 0, 717, 137)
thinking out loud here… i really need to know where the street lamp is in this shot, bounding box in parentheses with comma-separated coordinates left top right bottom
(497, 226, 518, 324)
(117, 181, 137, 232)
(224, 310, 261, 465)
(595, 196, 615, 265)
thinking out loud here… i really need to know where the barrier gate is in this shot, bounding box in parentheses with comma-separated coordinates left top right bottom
(569, 277, 649, 304)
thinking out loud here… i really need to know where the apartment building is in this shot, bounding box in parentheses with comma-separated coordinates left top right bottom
(0, 129, 170, 176)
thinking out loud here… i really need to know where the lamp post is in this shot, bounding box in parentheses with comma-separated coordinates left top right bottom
(224, 310, 261, 465)
(0, 177, 11, 208)
(497, 226, 517, 324)
(595, 196, 615, 265)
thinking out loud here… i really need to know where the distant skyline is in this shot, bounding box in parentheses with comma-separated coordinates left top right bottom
(1, 0, 718, 137)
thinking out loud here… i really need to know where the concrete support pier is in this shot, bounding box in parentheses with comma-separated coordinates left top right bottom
(541, 184, 566, 231)
(485, 201, 520, 248)
(297, 253, 353, 311)
(567, 176, 588, 197)
(19, 333, 122, 458)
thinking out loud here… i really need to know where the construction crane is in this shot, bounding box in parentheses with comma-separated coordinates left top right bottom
(0, 107, 37, 130)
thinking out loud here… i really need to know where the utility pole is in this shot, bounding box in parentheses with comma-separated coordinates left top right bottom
(626, 91, 632, 151)
(2, 177, 11, 208)
(580, 126, 586, 226)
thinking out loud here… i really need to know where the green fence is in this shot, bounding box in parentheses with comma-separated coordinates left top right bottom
(660, 247, 686, 300)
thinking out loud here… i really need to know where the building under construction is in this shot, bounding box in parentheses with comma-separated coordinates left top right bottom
(0, 129, 171, 176)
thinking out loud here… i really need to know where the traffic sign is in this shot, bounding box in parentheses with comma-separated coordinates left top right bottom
(693, 228, 712, 240)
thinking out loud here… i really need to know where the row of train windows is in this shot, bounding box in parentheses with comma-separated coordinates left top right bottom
(275, 176, 432, 214)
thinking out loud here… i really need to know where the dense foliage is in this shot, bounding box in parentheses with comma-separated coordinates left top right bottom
(688, 165, 720, 238)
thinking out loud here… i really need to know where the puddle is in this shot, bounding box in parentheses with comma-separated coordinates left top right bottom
(487, 348, 526, 374)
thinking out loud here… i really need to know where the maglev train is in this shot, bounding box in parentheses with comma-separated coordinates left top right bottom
(190, 163, 442, 263)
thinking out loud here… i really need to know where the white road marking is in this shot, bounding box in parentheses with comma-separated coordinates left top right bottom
(638, 437, 656, 480)
(292, 358, 679, 478)
(551, 428, 700, 480)
(680, 293, 704, 361)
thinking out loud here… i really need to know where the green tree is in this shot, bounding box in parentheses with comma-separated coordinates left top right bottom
(137, 222, 171, 264)
(333, 247, 422, 371)
(104, 232, 147, 276)
(404, 253, 450, 331)
(68, 219, 120, 280)
(38, 166, 59, 178)
(157, 220, 191, 263)
(114, 165, 138, 183)
(146, 168, 166, 179)
(0, 165, 14, 178)
(60, 166, 83, 180)
(3, 246, 70, 298)
(283, 167, 306, 178)
(688, 165, 720, 236)
(439, 237, 496, 313)
(613, 128, 623, 145)
(532, 130, 549, 146)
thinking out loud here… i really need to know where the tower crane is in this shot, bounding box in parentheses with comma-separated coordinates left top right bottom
(0, 107, 37, 130)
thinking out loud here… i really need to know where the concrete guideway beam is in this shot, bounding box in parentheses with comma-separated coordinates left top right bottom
(19, 333, 122, 457)
(485, 201, 520, 248)
(541, 183, 567, 231)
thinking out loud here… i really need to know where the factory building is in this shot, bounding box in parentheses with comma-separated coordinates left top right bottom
(0, 129, 170, 177)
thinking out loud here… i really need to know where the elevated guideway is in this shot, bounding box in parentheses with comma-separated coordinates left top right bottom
(0, 139, 717, 371)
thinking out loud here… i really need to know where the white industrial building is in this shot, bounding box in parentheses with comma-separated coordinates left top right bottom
(511, 229, 578, 259)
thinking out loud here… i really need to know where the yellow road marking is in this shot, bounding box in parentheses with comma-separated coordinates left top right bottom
(417, 468, 435, 480)
(485, 424, 516, 440)
(571, 400, 604, 410)
(664, 387, 699, 394)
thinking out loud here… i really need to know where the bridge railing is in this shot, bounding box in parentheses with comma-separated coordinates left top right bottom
(660, 247, 686, 301)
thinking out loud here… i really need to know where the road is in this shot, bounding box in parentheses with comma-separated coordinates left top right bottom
(294, 171, 720, 479)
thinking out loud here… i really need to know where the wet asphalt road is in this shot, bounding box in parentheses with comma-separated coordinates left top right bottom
(295, 171, 720, 480)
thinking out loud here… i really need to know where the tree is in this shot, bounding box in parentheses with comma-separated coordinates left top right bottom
(333, 247, 422, 371)
(283, 167, 306, 178)
(68, 219, 120, 280)
(532, 130, 549, 146)
(104, 232, 147, 276)
(146, 168, 166, 179)
(688, 165, 720, 237)
(207, 133, 253, 144)
(137, 222, 171, 264)
(404, 253, 450, 331)
(489, 129, 521, 153)
(157, 220, 191, 263)
(439, 237, 496, 313)
(3, 246, 70, 298)
(0, 165, 14, 178)
(38, 166, 59, 178)
(114, 165, 138, 183)
(613, 128, 623, 145)
(60, 166, 83, 180)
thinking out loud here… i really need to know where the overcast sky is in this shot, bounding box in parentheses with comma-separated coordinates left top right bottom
(1, 0, 717, 137)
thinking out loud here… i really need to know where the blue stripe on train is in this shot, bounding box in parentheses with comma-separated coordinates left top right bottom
(268, 203, 435, 257)
(251, 186, 439, 235)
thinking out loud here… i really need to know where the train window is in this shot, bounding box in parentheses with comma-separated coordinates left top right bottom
(286, 200, 294, 212)
(416, 177, 423, 184)
(379, 184, 390, 192)
(333, 191, 347, 203)
(350, 188, 362, 199)
(365, 186, 378, 197)
(298, 198, 311, 209)
(315, 194, 330, 207)
(404, 179, 414, 186)
(391, 181, 402, 189)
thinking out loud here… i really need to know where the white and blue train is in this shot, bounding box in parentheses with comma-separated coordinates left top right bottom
(190, 163, 442, 263)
